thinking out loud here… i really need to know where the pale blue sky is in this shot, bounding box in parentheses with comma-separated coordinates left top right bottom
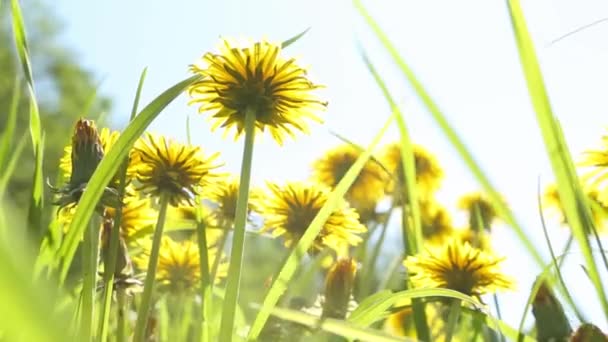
(53, 0, 608, 331)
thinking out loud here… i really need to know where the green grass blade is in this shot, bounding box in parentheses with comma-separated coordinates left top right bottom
(0, 133, 28, 194)
(281, 28, 311, 49)
(98, 67, 147, 341)
(28, 134, 45, 238)
(261, 305, 414, 342)
(10, 0, 41, 150)
(358, 48, 430, 338)
(0, 77, 20, 169)
(359, 48, 422, 254)
(505, 0, 608, 320)
(247, 114, 395, 340)
(353, 0, 545, 269)
(56, 74, 201, 283)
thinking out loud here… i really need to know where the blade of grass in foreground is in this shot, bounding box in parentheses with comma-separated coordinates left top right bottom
(359, 47, 429, 340)
(98, 67, 148, 342)
(353, 0, 544, 269)
(56, 74, 201, 283)
(11, 0, 45, 239)
(505, 0, 608, 321)
(0, 77, 20, 170)
(247, 114, 395, 340)
(261, 305, 413, 342)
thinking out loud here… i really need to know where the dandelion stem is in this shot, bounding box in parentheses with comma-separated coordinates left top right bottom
(196, 200, 212, 341)
(133, 193, 170, 342)
(116, 288, 127, 342)
(81, 214, 100, 341)
(445, 299, 461, 342)
(219, 107, 256, 341)
(211, 229, 229, 284)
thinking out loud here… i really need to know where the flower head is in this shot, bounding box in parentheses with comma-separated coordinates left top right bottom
(206, 175, 263, 228)
(322, 258, 357, 319)
(132, 133, 222, 206)
(380, 142, 443, 204)
(457, 192, 500, 231)
(51, 119, 119, 211)
(188, 38, 327, 145)
(133, 236, 227, 293)
(312, 144, 387, 219)
(404, 239, 514, 297)
(420, 201, 454, 244)
(542, 183, 608, 233)
(103, 194, 157, 244)
(258, 181, 366, 255)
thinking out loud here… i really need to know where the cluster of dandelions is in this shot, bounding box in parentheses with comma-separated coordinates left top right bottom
(51, 37, 521, 341)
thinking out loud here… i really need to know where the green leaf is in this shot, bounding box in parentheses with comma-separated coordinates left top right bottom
(261, 305, 414, 342)
(353, 0, 545, 270)
(282, 27, 311, 49)
(56, 74, 201, 282)
(505, 0, 608, 319)
(0, 78, 20, 169)
(247, 113, 395, 340)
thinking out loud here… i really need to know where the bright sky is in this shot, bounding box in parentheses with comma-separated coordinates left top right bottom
(54, 0, 608, 332)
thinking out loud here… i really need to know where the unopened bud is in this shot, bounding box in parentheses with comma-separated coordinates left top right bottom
(322, 258, 357, 319)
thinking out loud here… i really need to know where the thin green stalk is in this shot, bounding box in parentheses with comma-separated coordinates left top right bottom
(133, 194, 170, 342)
(377, 255, 401, 291)
(196, 200, 211, 341)
(98, 68, 147, 341)
(445, 300, 461, 342)
(116, 289, 127, 342)
(219, 107, 256, 340)
(492, 295, 506, 342)
(81, 215, 100, 341)
(362, 202, 396, 297)
(557, 234, 574, 270)
(211, 229, 229, 284)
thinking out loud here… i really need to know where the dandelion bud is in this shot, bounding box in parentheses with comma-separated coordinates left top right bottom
(531, 279, 572, 341)
(570, 323, 608, 342)
(70, 118, 104, 185)
(322, 258, 357, 319)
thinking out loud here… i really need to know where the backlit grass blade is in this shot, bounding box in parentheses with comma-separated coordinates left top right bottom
(247, 113, 395, 340)
(261, 305, 413, 342)
(98, 67, 147, 342)
(28, 134, 45, 238)
(10, 0, 41, 150)
(0, 133, 28, 194)
(56, 74, 201, 283)
(0, 77, 20, 169)
(359, 47, 422, 255)
(0, 213, 73, 342)
(353, 0, 545, 269)
(281, 27, 311, 49)
(505, 0, 608, 320)
(348, 288, 479, 327)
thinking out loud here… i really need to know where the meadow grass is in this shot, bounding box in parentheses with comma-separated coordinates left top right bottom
(1, 1, 607, 341)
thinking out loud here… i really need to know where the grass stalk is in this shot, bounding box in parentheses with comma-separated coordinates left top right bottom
(219, 107, 256, 341)
(445, 300, 461, 342)
(97, 67, 147, 341)
(133, 194, 170, 341)
(116, 288, 127, 342)
(195, 200, 212, 340)
(81, 215, 100, 341)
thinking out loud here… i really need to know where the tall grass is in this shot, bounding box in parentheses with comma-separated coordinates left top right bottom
(0, 1, 606, 342)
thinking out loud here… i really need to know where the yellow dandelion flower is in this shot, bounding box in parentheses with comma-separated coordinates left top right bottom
(579, 132, 608, 188)
(453, 228, 492, 251)
(104, 195, 157, 244)
(312, 144, 387, 217)
(457, 192, 500, 231)
(133, 236, 228, 293)
(258, 181, 366, 254)
(206, 175, 263, 228)
(188, 38, 327, 145)
(384, 300, 448, 341)
(420, 201, 454, 244)
(542, 183, 608, 233)
(132, 133, 222, 206)
(404, 239, 514, 297)
(381, 142, 444, 204)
